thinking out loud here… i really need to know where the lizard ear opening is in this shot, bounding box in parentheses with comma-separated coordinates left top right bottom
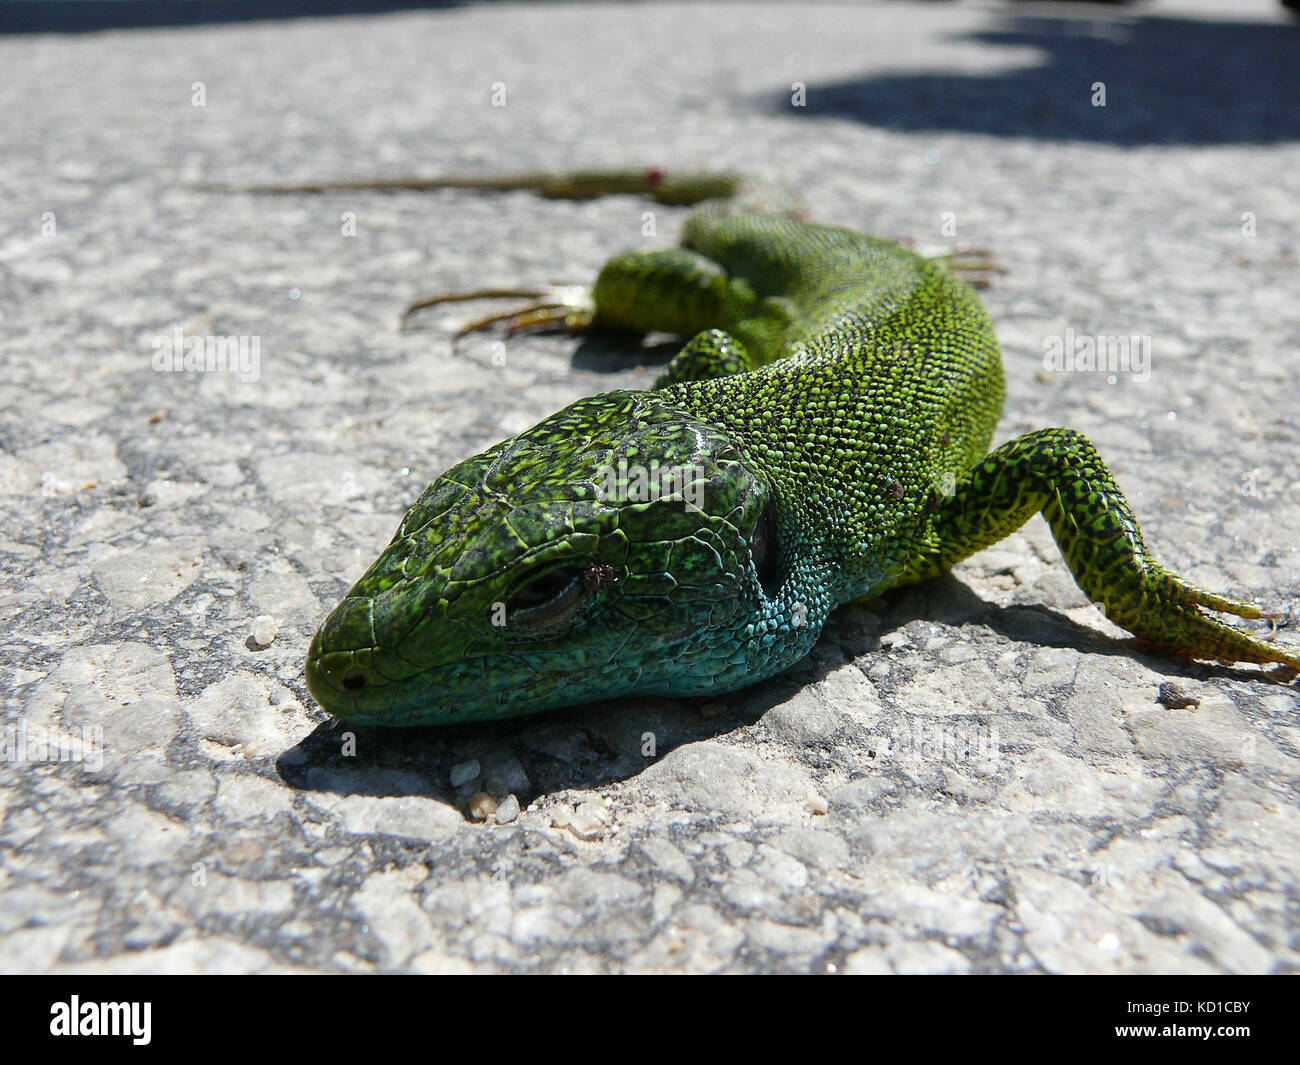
(749, 501, 780, 596)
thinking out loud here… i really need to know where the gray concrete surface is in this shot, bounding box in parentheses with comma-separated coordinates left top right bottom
(1, 0, 1298, 974)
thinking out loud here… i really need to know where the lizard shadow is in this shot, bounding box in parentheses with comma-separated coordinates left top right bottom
(274, 574, 1279, 816)
(877, 573, 1293, 687)
(273, 678, 804, 815)
(568, 331, 681, 377)
(774, 12, 1300, 147)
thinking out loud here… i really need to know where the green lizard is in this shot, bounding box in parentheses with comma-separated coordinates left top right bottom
(268, 169, 1298, 725)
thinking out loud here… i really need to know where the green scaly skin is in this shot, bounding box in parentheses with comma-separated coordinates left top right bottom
(270, 169, 1297, 725)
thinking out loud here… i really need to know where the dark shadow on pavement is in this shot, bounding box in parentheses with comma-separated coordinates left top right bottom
(570, 332, 680, 376)
(0, 0, 463, 35)
(778, 12, 1300, 146)
(274, 572, 1273, 816)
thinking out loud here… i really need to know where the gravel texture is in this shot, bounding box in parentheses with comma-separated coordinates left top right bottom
(1, 0, 1298, 974)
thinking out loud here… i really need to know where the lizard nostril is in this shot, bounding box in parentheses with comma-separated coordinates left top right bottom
(342, 668, 369, 692)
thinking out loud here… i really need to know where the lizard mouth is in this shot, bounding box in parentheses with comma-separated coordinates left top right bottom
(305, 643, 372, 720)
(306, 649, 441, 724)
(304, 633, 594, 726)
(305, 649, 363, 715)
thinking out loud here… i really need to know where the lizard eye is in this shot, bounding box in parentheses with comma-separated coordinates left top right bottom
(750, 501, 780, 594)
(506, 566, 588, 627)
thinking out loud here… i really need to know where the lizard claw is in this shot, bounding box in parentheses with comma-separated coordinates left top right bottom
(895, 239, 1006, 289)
(1118, 570, 1300, 674)
(399, 285, 594, 337)
(933, 246, 1007, 290)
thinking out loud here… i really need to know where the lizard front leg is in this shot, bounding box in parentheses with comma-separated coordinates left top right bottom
(654, 329, 755, 387)
(907, 428, 1299, 671)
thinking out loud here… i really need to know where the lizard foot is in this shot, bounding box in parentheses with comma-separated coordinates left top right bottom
(399, 285, 595, 337)
(1118, 570, 1300, 675)
(931, 245, 1007, 290)
(897, 238, 1006, 288)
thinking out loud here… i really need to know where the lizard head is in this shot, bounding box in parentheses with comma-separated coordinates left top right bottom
(305, 389, 796, 725)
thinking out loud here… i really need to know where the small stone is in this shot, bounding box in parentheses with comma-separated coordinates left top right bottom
(495, 794, 520, 824)
(806, 794, 829, 815)
(479, 751, 530, 796)
(1157, 682, 1201, 710)
(569, 800, 608, 839)
(467, 792, 497, 821)
(248, 615, 278, 650)
(449, 759, 481, 788)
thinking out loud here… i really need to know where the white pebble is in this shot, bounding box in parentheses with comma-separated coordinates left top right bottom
(249, 615, 278, 648)
(495, 794, 520, 824)
(569, 800, 608, 839)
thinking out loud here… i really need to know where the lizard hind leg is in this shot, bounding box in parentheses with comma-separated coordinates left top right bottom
(919, 428, 1300, 673)
(399, 285, 595, 336)
(401, 245, 740, 340)
(897, 237, 1007, 290)
(929, 247, 1007, 290)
